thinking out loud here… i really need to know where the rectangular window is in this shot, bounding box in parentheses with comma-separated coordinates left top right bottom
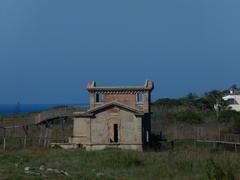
(96, 93, 104, 103)
(136, 93, 143, 103)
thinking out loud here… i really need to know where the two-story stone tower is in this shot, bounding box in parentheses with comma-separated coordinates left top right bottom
(70, 80, 154, 151)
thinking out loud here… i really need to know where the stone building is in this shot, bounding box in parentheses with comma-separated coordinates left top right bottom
(70, 80, 154, 151)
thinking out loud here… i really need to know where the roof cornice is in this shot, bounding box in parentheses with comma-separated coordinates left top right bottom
(86, 80, 154, 93)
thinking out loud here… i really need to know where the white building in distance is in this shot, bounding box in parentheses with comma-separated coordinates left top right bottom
(222, 87, 240, 112)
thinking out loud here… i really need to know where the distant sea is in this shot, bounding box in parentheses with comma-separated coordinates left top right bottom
(0, 104, 88, 116)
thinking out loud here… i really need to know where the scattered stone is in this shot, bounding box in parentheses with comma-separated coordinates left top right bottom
(24, 167, 31, 171)
(60, 170, 71, 177)
(53, 169, 61, 174)
(96, 172, 104, 177)
(24, 166, 70, 177)
(46, 168, 54, 172)
(39, 165, 45, 171)
(25, 171, 36, 175)
(25, 171, 41, 176)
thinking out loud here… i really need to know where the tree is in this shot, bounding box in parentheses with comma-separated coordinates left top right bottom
(230, 84, 238, 91)
(186, 92, 199, 100)
(203, 90, 225, 111)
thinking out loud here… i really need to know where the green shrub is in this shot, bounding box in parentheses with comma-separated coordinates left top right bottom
(176, 110, 203, 124)
(218, 110, 240, 123)
(101, 151, 143, 169)
(205, 159, 225, 180)
(153, 98, 183, 106)
(205, 159, 235, 180)
(218, 110, 240, 133)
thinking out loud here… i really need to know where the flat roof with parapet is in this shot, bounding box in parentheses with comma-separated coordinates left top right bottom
(87, 80, 154, 93)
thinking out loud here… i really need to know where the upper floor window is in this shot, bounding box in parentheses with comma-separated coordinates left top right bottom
(96, 93, 104, 103)
(136, 93, 144, 103)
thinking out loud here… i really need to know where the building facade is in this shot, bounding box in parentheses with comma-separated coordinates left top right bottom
(222, 87, 240, 112)
(69, 80, 154, 151)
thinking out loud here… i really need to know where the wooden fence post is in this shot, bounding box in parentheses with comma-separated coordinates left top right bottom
(23, 135, 27, 149)
(196, 127, 199, 141)
(174, 120, 177, 140)
(38, 125, 43, 147)
(219, 127, 221, 141)
(62, 118, 66, 143)
(3, 128, 6, 150)
(44, 127, 49, 148)
(23, 125, 29, 149)
(194, 127, 197, 147)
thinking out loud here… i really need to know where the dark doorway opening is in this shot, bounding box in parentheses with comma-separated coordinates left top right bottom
(114, 124, 118, 143)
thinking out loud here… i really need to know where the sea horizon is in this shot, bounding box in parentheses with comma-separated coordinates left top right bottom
(0, 103, 89, 116)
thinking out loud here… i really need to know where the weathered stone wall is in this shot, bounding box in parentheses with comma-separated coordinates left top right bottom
(71, 107, 143, 151)
(119, 110, 142, 144)
(85, 144, 143, 151)
(89, 92, 151, 113)
(104, 94, 136, 108)
(71, 117, 90, 144)
(91, 107, 142, 145)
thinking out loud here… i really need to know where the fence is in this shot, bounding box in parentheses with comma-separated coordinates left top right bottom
(151, 121, 240, 143)
(1, 114, 240, 150)
(0, 105, 89, 150)
(0, 118, 73, 150)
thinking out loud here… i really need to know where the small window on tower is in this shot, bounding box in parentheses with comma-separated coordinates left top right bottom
(137, 93, 143, 103)
(96, 93, 104, 103)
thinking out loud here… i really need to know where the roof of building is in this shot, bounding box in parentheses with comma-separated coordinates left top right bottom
(86, 80, 154, 93)
(74, 101, 145, 117)
(223, 95, 236, 101)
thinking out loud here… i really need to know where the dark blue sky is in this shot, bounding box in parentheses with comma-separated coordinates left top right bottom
(0, 1, 240, 104)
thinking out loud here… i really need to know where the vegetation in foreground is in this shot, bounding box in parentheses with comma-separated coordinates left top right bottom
(0, 143, 240, 179)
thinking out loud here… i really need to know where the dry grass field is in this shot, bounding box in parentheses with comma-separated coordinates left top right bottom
(0, 142, 239, 180)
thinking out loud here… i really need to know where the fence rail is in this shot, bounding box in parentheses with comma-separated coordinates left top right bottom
(152, 121, 240, 150)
